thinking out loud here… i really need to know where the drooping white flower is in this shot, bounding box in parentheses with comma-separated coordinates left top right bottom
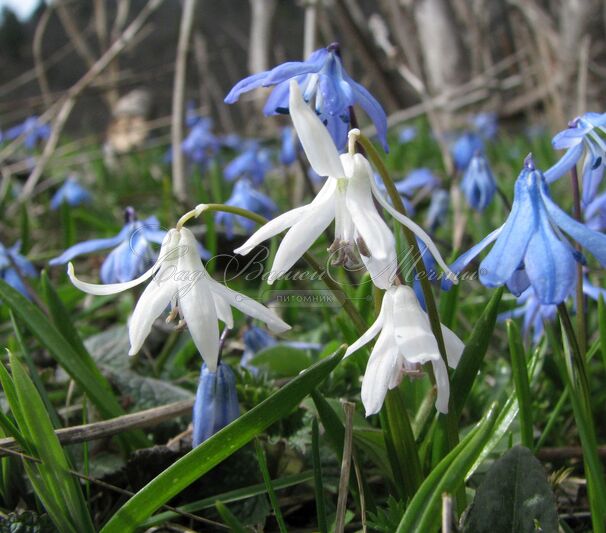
(234, 80, 455, 289)
(345, 285, 464, 416)
(68, 226, 290, 370)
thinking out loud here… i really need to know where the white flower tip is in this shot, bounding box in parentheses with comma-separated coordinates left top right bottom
(268, 320, 291, 334)
(233, 244, 249, 256)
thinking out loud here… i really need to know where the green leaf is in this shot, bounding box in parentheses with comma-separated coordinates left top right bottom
(0, 279, 148, 449)
(250, 345, 312, 377)
(598, 295, 606, 373)
(397, 403, 499, 533)
(312, 419, 328, 533)
(140, 471, 313, 527)
(462, 446, 558, 533)
(254, 440, 287, 533)
(100, 346, 345, 532)
(215, 500, 249, 532)
(7, 351, 94, 533)
(507, 320, 533, 448)
(451, 287, 504, 417)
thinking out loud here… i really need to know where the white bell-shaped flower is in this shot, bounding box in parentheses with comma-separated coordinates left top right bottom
(68, 227, 290, 370)
(345, 285, 464, 415)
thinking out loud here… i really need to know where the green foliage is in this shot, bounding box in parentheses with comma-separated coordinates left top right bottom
(463, 446, 558, 533)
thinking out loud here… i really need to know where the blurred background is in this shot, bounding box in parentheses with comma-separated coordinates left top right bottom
(1, 0, 605, 144)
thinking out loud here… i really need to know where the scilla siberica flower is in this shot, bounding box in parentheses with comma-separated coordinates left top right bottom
(192, 362, 240, 446)
(460, 153, 496, 212)
(5, 116, 51, 150)
(181, 117, 220, 166)
(224, 141, 273, 186)
(215, 179, 277, 239)
(545, 113, 606, 206)
(50, 177, 92, 210)
(234, 81, 456, 289)
(425, 189, 450, 233)
(67, 226, 290, 370)
(394, 168, 440, 197)
(585, 191, 606, 232)
(450, 132, 484, 171)
(445, 155, 606, 304)
(0, 241, 37, 298)
(225, 43, 388, 151)
(345, 285, 464, 416)
(49, 208, 198, 284)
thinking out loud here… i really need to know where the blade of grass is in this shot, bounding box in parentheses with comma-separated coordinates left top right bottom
(0, 279, 148, 449)
(215, 500, 248, 532)
(507, 320, 533, 448)
(254, 439, 288, 533)
(312, 419, 328, 533)
(100, 347, 345, 532)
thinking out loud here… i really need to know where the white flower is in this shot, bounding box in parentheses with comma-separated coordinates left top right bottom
(68, 227, 290, 370)
(234, 79, 455, 289)
(345, 285, 464, 416)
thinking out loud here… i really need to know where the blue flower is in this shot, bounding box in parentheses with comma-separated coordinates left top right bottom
(470, 112, 498, 140)
(545, 112, 606, 206)
(373, 173, 415, 214)
(192, 362, 240, 446)
(50, 177, 92, 210)
(50, 208, 210, 283)
(425, 189, 450, 232)
(224, 142, 273, 185)
(585, 191, 606, 232)
(225, 43, 388, 151)
(181, 117, 220, 166)
(0, 241, 37, 299)
(280, 127, 298, 166)
(450, 132, 484, 171)
(460, 153, 496, 211)
(499, 279, 606, 344)
(394, 168, 439, 197)
(5, 116, 51, 150)
(397, 126, 417, 144)
(445, 155, 606, 304)
(215, 179, 277, 239)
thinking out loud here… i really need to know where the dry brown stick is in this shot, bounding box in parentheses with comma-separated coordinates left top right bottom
(536, 446, 606, 461)
(56, 0, 97, 69)
(32, 4, 54, 108)
(0, 445, 226, 529)
(0, 398, 194, 456)
(335, 401, 355, 533)
(171, 0, 196, 203)
(17, 0, 165, 201)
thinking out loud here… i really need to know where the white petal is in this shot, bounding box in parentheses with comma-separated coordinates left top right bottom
(368, 164, 458, 283)
(361, 325, 399, 416)
(392, 286, 440, 364)
(213, 291, 234, 329)
(209, 279, 291, 333)
(289, 80, 345, 178)
(431, 357, 450, 414)
(347, 155, 398, 288)
(67, 230, 179, 295)
(128, 273, 178, 355)
(176, 228, 220, 370)
(344, 291, 388, 357)
(267, 189, 336, 284)
(234, 205, 309, 256)
(440, 324, 464, 369)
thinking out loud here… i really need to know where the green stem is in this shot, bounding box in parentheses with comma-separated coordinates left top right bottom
(356, 135, 458, 454)
(557, 304, 606, 531)
(570, 165, 587, 355)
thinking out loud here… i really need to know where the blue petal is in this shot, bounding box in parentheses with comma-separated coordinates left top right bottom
(544, 142, 584, 183)
(263, 49, 327, 86)
(2, 268, 31, 299)
(263, 79, 292, 115)
(524, 208, 576, 304)
(480, 174, 537, 287)
(225, 71, 270, 104)
(48, 229, 127, 266)
(541, 188, 606, 266)
(506, 267, 530, 296)
(441, 226, 502, 290)
(346, 75, 389, 152)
